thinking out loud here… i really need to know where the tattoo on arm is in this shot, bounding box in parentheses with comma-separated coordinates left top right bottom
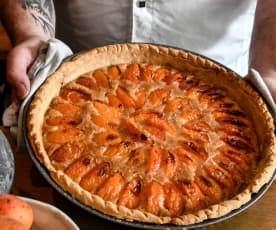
(21, 0, 55, 36)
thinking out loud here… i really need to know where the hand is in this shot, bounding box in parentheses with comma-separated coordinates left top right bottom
(6, 36, 46, 102)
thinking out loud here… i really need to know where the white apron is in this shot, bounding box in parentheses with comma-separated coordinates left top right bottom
(54, 0, 257, 76)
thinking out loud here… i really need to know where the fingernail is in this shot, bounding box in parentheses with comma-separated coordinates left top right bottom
(17, 85, 29, 99)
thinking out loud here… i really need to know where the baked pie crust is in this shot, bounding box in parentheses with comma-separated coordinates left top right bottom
(27, 44, 276, 225)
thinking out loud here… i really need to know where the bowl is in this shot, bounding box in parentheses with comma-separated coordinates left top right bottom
(0, 129, 14, 194)
(21, 196, 79, 230)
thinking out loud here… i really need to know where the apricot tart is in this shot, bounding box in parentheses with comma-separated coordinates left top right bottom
(27, 44, 276, 225)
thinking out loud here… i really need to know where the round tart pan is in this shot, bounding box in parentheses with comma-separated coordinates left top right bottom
(24, 43, 276, 229)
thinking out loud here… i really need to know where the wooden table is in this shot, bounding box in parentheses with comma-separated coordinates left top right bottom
(4, 130, 274, 230)
(0, 22, 12, 60)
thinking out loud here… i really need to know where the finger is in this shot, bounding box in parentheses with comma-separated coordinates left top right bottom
(6, 48, 32, 100)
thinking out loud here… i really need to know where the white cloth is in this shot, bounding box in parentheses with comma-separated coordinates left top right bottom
(2, 38, 73, 149)
(54, 0, 257, 76)
(246, 69, 276, 120)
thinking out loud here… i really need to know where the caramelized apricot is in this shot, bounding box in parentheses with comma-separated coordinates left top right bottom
(183, 120, 211, 132)
(175, 148, 198, 171)
(147, 117, 176, 135)
(140, 64, 154, 82)
(153, 67, 170, 82)
(51, 103, 80, 116)
(146, 146, 162, 174)
(50, 142, 84, 167)
(179, 141, 208, 161)
(60, 89, 90, 103)
(162, 151, 178, 178)
(65, 155, 95, 181)
(96, 173, 125, 201)
(93, 130, 121, 145)
(165, 97, 188, 112)
(46, 126, 83, 144)
(93, 69, 110, 88)
(46, 115, 81, 126)
(178, 180, 208, 211)
(92, 101, 120, 128)
(133, 110, 161, 120)
(122, 63, 140, 84)
(104, 141, 131, 157)
(127, 147, 146, 167)
(124, 118, 149, 142)
(144, 181, 164, 215)
(163, 182, 185, 216)
(80, 162, 111, 192)
(116, 87, 136, 108)
(144, 125, 166, 140)
(180, 109, 203, 121)
(219, 146, 251, 166)
(204, 164, 234, 191)
(76, 76, 97, 90)
(178, 77, 199, 91)
(108, 65, 121, 80)
(148, 88, 170, 107)
(195, 174, 223, 202)
(163, 72, 183, 85)
(181, 129, 209, 144)
(118, 178, 143, 209)
(134, 90, 147, 108)
(106, 93, 123, 109)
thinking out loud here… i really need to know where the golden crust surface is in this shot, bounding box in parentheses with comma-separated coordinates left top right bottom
(27, 43, 276, 226)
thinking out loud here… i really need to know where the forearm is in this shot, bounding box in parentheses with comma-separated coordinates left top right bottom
(249, 0, 276, 76)
(0, 0, 55, 45)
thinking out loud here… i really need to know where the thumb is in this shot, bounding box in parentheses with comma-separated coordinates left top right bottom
(6, 47, 32, 100)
